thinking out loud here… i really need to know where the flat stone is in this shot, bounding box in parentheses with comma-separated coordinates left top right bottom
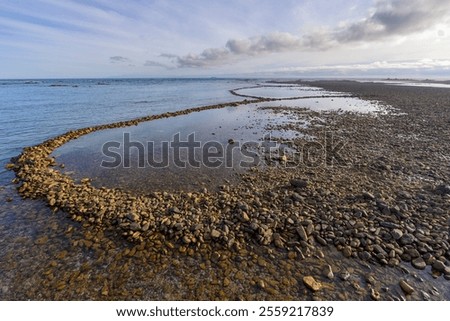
(240, 212, 250, 222)
(399, 233, 415, 245)
(391, 229, 403, 240)
(380, 221, 400, 229)
(292, 192, 304, 202)
(412, 257, 426, 270)
(315, 235, 327, 246)
(399, 280, 414, 295)
(398, 190, 412, 199)
(290, 179, 308, 189)
(296, 226, 308, 241)
(432, 260, 447, 272)
(210, 229, 221, 238)
(342, 246, 352, 258)
(435, 184, 450, 195)
(359, 251, 372, 261)
(303, 276, 321, 292)
(362, 191, 375, 200)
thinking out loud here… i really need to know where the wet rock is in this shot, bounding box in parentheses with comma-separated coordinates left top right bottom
(359, 251, 372, 261)
(339, 271, 350, 281)
(303, 276, 321, 292)
(370, 288, 381, 301)
(342, 246, 352, 258)
(296, 226, 308, 241)
(432, 260, 447, 272)
(398, 190, 412, 199)
(411, 257, 426, 270)
(362, 191, 375, 200)
(391, 229, 403, 240)
(323, 265, 334, 279)
(290, 179, 308, 188)
(315, 235, 327, 246)
(399, 280, 414, 295)
(291, 193, 303, 202)
(435, 184, 450, 195)
(399, 233, 415, 245)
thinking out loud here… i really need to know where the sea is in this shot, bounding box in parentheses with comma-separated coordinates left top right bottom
(0, 78, 255, 185)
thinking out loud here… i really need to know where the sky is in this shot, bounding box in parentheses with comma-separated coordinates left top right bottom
(1, 0, 450, 79)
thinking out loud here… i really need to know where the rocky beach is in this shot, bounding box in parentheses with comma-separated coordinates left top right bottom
(1, 80, 449, 300)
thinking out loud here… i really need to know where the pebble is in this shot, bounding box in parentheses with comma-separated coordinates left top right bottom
(342, 246, 352, 258)
(399, 280, 414, 295)
(210, 230, 221, 238)
(240, 212, 250, 222)
(432, 260, 447, 272)
(315, 235, 327, 246)
(399, 234, 415, 245)
(303, 276, 321, 292)
(411, 257, 426, 270)
(290, 179, 308, 188)
(296, 226, 308, 241)
(323, 265, 334, 279)
(390, 229, 403, 240)
(370, 288, 381, 300)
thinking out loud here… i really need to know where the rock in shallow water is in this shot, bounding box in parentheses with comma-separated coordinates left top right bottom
(399, 280, 414, 295)
(303, 276, 322, 292)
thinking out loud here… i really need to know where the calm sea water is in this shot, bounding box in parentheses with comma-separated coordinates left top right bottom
(0, 78, 255, 185)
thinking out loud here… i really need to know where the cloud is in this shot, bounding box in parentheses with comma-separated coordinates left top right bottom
(164, 0, 450, 68)
(272, 59, 450, 73)
(110, 56, 130, 63)
(334, 0, 450, 42)
(143, 60, 172, 69)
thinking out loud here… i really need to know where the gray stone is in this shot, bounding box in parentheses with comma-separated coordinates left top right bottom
(362, 191, 375, 200)
(398, 190, 412, 199)
(292, 192, 304, 202)
(380, 221, 400, 229)
(342, 246, 352, 258)
(412, 257, 426, 270)
(315, 235, 327, 246)
(296, 226, 308, 241)
(407, 248, 420, 259)
(290, 179, 308, 188)
(359, 251, 372, 261)
(391, 229, 403, 240)
(432, 260, 447, 272)
(399, 233, 415, 245)
(435, 184, 450, 195)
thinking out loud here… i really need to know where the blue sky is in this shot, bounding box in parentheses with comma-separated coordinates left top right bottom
(1, 0, 450, 78)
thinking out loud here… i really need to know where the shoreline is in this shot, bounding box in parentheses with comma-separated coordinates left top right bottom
(3, 81, 450, 300)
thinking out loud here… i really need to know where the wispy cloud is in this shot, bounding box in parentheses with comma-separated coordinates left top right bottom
(165, 0, 450, 68)
(272, 59, 450, 73)
(110, 56, 130, 63)
(143, 60, 172, 69)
